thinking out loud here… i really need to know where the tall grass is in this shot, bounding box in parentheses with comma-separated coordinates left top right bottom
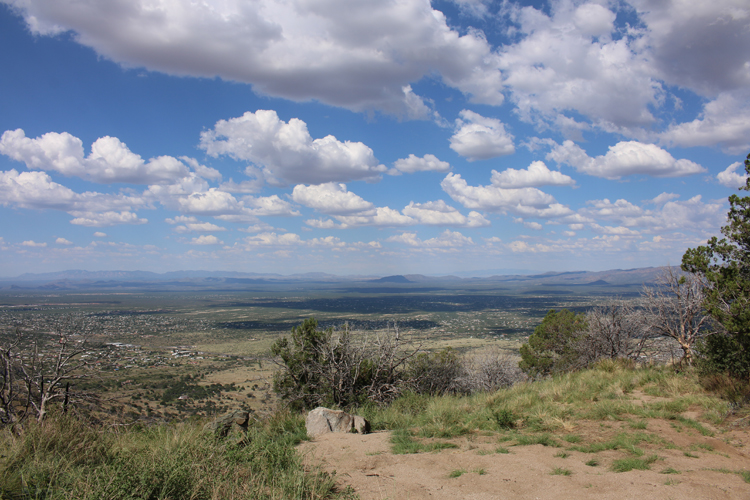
(358, 363, 729, 453)
(0, 413, 353, 500)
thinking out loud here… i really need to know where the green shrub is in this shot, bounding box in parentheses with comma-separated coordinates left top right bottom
(519, 309, 588, 377)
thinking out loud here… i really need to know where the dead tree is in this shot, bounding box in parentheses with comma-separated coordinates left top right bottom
(0, 329, 24, 427)
(1, 317, 98, 426)
(641, 267, 714, 365)
(579, 299, 654, 365)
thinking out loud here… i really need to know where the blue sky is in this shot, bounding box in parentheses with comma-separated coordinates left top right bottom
(1, 0, 749, 277)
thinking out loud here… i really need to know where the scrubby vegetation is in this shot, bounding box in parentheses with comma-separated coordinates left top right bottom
(0, 411, 354, 500)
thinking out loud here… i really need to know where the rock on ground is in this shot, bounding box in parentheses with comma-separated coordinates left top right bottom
(306, 407, 371, 438)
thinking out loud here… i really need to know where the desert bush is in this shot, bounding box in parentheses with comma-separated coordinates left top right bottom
(271, 318, 419, 409)
(519, 309, 588, 377)
(458, 348, 525, 393)
(404, 348, 464, 395)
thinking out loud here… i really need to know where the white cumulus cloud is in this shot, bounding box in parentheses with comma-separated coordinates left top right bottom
(548, 140, 705, 179)
(292, 183, 374, 215)
(449, 110, 515, 161)
(200, 110, 387, 185)
(402, 200, 489, 227)
(490, 161, 575, 188)
(190, 235, 223, 245)
(0, 129, 190, 184)
(2, 0, 504, 116)
(441, 172, 573, 219)
(392, 154, 451, 174)
(717, 161, 749, 189)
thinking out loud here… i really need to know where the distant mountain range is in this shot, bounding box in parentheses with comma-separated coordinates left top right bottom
(0, 267, 670, 291)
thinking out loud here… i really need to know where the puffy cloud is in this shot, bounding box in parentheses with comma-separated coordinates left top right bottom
(508, 240, 554, 253)
(548, 140, 705, 179)
(498, 2, 660, 133)
(0, 169, 147, 226)
(305, 218, 339, 229)
(0, 129, 190, 184)
(388, 229, 474, 249)
(334, 207, 414, 228)
(93, 232, 107, 237)
(4, 0, 504, 116)
(449, 110, 515, 161)
(629, 0, 750, 96)
(441, 172, 573, 219)
(589, 224, 640, 237)
(244, 195, 300, 216)
(659, 92, 750, 154)
(402, 200, 489, 227)
(171, 220, 227, 234)
(308, 236, 346, 248)
(201, 110, 387, 185)
(21, 240, 47, 247)
(514, 219, 542, 230)
(70, 211, 147, 227)
(490, 161, 575, 188)
(292, 183, 373, 215)
(180, 157, 222, 181)
(173, 189, 243, 216)
(190, 235, 223, 245)
(392, 154, 451, 174)
(648, 193, 680, 205)
(717, 161, 748, 189)
(582, 195, 726, 234)
(55, 237, 73, 245)
(243, 232, 303, 247)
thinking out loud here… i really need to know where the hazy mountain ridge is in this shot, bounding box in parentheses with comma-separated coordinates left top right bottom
(0, 267, 668, 290)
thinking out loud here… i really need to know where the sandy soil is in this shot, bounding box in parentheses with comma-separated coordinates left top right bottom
(299, 417, 750, 500)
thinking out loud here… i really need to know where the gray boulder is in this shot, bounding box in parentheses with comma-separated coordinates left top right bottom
(305, 407, 371, 438)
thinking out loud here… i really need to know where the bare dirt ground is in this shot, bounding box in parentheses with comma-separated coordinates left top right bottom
(299, 415, 750, 499)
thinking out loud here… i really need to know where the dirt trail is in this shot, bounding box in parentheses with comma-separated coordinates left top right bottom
(299, 420, 750, 499)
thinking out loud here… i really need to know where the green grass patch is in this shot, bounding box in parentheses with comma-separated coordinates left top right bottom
(629, 420, 648, 430)
(390, 429, 458, 454)
(676, 416, 714, 437)
(585, 459, 599, 467)
(448, 469, 467, 478)
(495, 446, 510, 454)
(562, 434, 582, 443)
(550, 467, 572, 476)
(611, 455, 659, 472)
(554, 451, 569, 458)
(570, 432, 659, 456)
(660, 467, 681, 474)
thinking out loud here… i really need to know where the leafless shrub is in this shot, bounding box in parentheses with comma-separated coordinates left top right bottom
(404, 348, 464, 395)
(641, 267, 715, 365)
(1, 317, 100, 428)
(272, 319, 421, 409)
(572, 299, 655, 368)
(457, 348, 525, 393)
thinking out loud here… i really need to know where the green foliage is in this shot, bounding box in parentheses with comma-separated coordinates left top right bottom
(271, 317, 332, 410)
(492, 408, 517, 429)
(519, 309, 588, 377)
(682, 152, 750, 379)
